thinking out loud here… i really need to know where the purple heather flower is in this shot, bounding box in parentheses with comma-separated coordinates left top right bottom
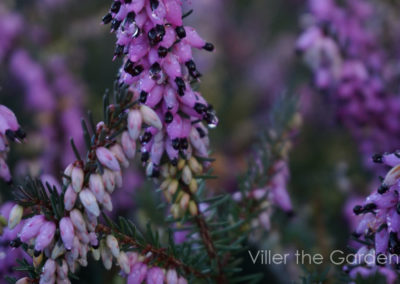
(60, 217, 75, 250)
(127, 262, 148, 284)
(102, 0, 217, 177)
(34, 221, 56, 252)
(96, 147, 121, 172)
(19, 215, 46, 243)
(146, 267, 165, 284)
(348, 150, 400, 279)
(297, 0, 400, 168)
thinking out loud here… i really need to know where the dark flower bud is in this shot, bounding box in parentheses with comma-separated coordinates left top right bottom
(114, 44, 124, 57)
(363, 203, 377, 212)
(158, 46, 168, 58)
(110, 1, 121, 13)
(102, 13, 113, 24)
(5, 130, 15, 142)
(139, 91, 148, 103)
(15, 128, 26, 139)
(141, 132, 152, 144)
(155, 24, 166, 37)
(126, 12, 136, 23)
(148, 25, 165, 46)
(150, 0, 159, 10)
(175, 77, 185, 95)
(124, 59, 134, 73)
(186, 60, 196, 70)
(378, 184, 389, 194)
(353, 205, 363, 215)
(196, 127, 206, 138)
(172, 138, 180, 150)
(150, 62, 161, 79)
(175, 26, 186, 38)
(372, 153, 383, 163)
(171, 158, 178, 166)
(130, 65, 144, 76)
(194, 103, 207, 114)
(141, 152, 149, 162)
(203, 42, 214, 51)
(111, 19, 122, 31)
(180, 138, 188, 150)
(9, 238, 21, 248)
(165, 112, 173, 123)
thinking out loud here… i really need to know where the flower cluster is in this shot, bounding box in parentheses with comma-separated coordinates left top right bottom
(101, 0, 217, 215)
(0, 202, 26, 282)
(296, 0, 400, 165)
(5, 1, 218, 282)
(0, 105, 24, 183)
(346, 152, 400, 281)
(124, 252, 187, 284)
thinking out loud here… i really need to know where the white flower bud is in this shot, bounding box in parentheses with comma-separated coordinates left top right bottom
(121, 131, 136, 159)
(56, 260, 68, 280)
(189, 201, 198, 216)
(384, 164, 400, 186)
(101, 242, 113, 270)
(79, 189, 100, 217)
(101, 193, 113, 212)
(127, 109, 142, 140)
(167, 179, 179, 195)
(117, 251, 130, 274)
(89, 174, 105, 203)
(64, 185, 77, 211)
(91, 247, 100, 261)
(70, 209, 87, 233)
(102, 169, 116, 193)
(189, 179, 198, 194)
(51, 241, 66, 259)
(110, 143, 129, 168)
(106, 234, 120, 258)
(63, 163, 73, 186)
(8, 204, 23, 229)
(71, 165, 84, 193)
(180, 193, 190, 210)
(114, 170, 123, 187)
(16, 277, 29, 284)
(181, 165, 192, 185)
(188, 157, 202, 174)
(140, 105, 163, 130)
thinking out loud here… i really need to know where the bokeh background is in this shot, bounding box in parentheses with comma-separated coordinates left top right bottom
(0, 0, 396, 283)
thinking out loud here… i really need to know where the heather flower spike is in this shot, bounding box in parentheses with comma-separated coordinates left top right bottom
(349, 150, 400, 278)
(102, 0, 217, 181)
(5, 1, 222, 283)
